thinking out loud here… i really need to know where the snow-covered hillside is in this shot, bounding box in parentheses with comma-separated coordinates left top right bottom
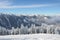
(0, 34, 60, 40)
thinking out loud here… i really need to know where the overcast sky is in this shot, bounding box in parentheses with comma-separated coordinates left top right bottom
(0, 0, 60, 15)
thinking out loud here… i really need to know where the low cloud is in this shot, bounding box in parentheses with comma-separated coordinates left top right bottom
(45, 16, 60, 25)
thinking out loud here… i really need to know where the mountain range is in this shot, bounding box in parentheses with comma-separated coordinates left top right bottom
(0, 14, 60, 29)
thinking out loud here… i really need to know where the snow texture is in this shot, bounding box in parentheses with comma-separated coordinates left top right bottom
(0, 33, 60, 40)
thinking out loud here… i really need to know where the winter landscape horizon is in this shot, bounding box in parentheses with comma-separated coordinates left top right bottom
(0, 0, 60, 40)
(0, 13, 60, 40)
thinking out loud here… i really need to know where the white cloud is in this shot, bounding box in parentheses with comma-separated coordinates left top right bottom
(0, 0, 59, 8)
(0, 4, 49, 8)
(0, 0, 11, 6)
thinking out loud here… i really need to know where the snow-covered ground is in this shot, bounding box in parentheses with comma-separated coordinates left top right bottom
(0, 33, 60, 40)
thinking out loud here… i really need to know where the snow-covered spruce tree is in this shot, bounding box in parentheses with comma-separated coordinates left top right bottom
(19, 28, 20, 34)
(0, 26, 7, 35)
(0, 26, 2, 35)
(38, 28, 42, 33)
(20, 24, 28, 34)
(47, 25, 55, 34)
(24, 26, 29, 34)
(6, 29, 11, 35)
(40, 23, 47, 33)
(3, 27, 8, 35)
(30, 24, 36, 34)
(36, 27, 40, 33)
(10, 27, 20, 35)
(11, 27, 15, 35)
(15, 27, 20, 35)
(55, 27, 60, 34)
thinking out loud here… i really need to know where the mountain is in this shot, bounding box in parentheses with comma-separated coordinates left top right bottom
(0, 14, 60, 29)
(0, 14, 42, 29)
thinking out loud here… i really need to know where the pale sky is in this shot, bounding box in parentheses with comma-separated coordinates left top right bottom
(0, 0, 60, 15)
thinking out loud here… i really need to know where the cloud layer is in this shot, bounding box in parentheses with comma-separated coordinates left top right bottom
(0, 0, 60, 8)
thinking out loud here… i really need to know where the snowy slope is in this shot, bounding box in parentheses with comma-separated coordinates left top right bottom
(0, 34, 60, 40)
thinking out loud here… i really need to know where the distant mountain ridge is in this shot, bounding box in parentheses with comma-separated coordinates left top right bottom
(0, 14, 60, 29)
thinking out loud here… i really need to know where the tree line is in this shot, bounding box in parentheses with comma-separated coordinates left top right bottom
(0, 23, 60, 35)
